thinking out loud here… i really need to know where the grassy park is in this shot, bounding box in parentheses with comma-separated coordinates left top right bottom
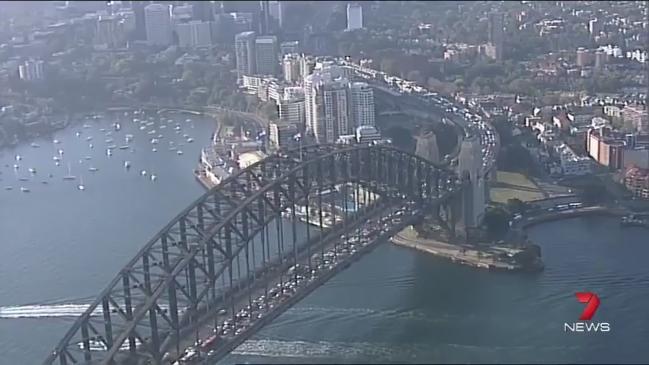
(489, 171, 545, 204)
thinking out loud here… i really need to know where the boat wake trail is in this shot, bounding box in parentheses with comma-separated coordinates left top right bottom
(0, 304, 99, 319)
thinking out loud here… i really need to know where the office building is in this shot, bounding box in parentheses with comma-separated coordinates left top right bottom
(282, 53, 301, 84)
(278, 87, 306, 127)
(235, 31, 257, 80)
(190, 1, 213, 22)
(172, 4, 193, 23)
(254, 35, 278, 76)
(131, 1, 147, 40)
(269, 1, 283, 28)
(145, 3, 172, 46)
(346, 3, 363, 31)
(355, 125, 381, 144)
(349, 82, 375, 127)
(280, 40, 300, 56)
(176, 20, 212, 48)
(300, 54, 316, 80)
(258, 0, 271, 34)
(95, 16, 118, 47)
(304, 70, 351, 143)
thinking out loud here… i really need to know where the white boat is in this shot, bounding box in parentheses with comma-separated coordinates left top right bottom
(30, 142, 40, 148)
(174, 126, 181, 131)
(53, 156, 60, 161)
(106, 149, 112, 157)
(119, 145, 129, 150)
(13, 164, 19, 169)
(105, 138, 114, 143)
(28, 168, 36, 174)
(15, 155, 21, 161)
(139, 126, 147, 131)
(150, 174, 157, 182)
(159, 125, 167, 129)
(20, 187, 30, 193)
(182, 134, 189, 138)
(86, 136, 93, 141)
(150, 138, 159, 145)
(84, 156, 92, 160)
(63, 163, 76, 181)
(177, 150, 183, 155)
(55, 161, 60, 166)
(58, 149, 64, 156)
(186, 138, 194, 143)
(114, 123, 121, 131)
(88, 167, 99, 172)
(78, 176, 85, 191)
(53, 139, 61, 144)
(89, 143, 94, 149)
(147, 130, 156, 135)
(99, 128, 106, 132)
(125, 134, 134, 142)
(185, 119, 192, 123)
(75, 132, 81, 137)
(152, 148, 157, 152)
(156, 134, 163, 139)
(124, 161, 131, 169)
(107, 145, 117, 150)
(140, 170, 147, 176)
(169, 146, 177, 151)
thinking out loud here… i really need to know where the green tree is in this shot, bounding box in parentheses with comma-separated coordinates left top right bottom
(482, 207, 511, 240)
(506, 198, 527, 214)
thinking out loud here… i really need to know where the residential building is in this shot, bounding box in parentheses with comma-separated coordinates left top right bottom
(623, 104, 649, 133)
(282, 53, 301, 84)
(18, 59, 44, 81)
(624, 167, 649, 199)
(556, 143, 591, 175)
(145, 3, 172, 46)
(349, 81, 375, 127)
(304, 69, 351, 143)
(269, 122, 299, 149)
(346, 3, 363, 31)
(486, 12, 504, 61)
(255, 35, 278, 76)
(280, 40, 300, 56)
(300, 54, 316, 80)
(235, 31, 256, 80)
(355, 125, 381, 144)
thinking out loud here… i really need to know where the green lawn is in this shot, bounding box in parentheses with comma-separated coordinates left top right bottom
(489, 171, 545, 203)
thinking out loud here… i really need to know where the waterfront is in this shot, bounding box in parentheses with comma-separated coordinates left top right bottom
(0, 118, 648, 364)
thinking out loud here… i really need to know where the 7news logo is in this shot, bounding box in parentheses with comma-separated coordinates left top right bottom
(564, 292, 611, 333)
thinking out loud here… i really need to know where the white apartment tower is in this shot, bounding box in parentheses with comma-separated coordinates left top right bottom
(305, 70, 351, 143)
(176, 20, 212, 48)
(346, 3, 363, 31)
(349, 82, 375, 127)
(145, 3, 173, 46)
(282, 53, 301, 84)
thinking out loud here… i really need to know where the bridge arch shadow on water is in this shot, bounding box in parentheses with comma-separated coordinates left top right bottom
(44, 144, 463, 365)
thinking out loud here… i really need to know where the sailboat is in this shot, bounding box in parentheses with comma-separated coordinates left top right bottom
(63, 163, 76, 180)
(78, 176, 85, 191)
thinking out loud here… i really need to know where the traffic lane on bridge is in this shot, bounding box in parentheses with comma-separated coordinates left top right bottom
(168, 203, 421, 364)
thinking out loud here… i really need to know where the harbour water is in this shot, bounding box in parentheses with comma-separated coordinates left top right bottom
(1, 115, 648, 364)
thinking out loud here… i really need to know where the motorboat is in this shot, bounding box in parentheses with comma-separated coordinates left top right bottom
(125, 134, 134, 142)
(20, 187, 30, 193)
(119, 145, 129, 150)
(78, 176, 85, 191)
(89, 143, 94, 149)
(150, 174, 157, 182)
(139, 126, 147, 131)
(124, 161, 131, 169)
(28, 168, 36, 174)
(84, 156, 92, 160)
(30, 142, 40, 148)
(15, 155, 22, 161)
(186, 138, 194, 143)
(152, 148, 157, 152)
(107, 145, 117, 150)
(13, 164, 19, 169)
(106, 149, 112, 157)
(105, 138, 114, 143)
(140, 170, 147, 176)
(150, 138, 159, 145)
(75, 132, 81, 137)
(114, 123, 121, 131)
(58, 149, 64, 156)
(53, 139, 61, 144)
(86, 136, 93, 141)
(53, 156, 61, 161)
(169, 146, 177, 151)
(55, 161, 60, 166)
(88, 166, 99, 172)
(177, 150, 183, 155)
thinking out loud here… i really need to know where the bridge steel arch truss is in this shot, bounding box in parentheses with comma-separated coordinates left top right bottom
(44, 144, 460, 365)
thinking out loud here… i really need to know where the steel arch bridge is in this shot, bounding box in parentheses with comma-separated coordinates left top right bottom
(44, 144, 463, 365)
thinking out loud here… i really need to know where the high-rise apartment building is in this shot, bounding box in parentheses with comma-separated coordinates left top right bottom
(280, 40, 300, 56)
(305, 69, 351, 143)
(145, 3, 172, 46)
(18, 59, 44, 81)
(235, 31, 257, 80)
(486, 12, 504, 61)
(282, 53, 301, 84)
(346, 3, 363, 31)
(254, 35, 278, 76)
(349, 82, 375, 127)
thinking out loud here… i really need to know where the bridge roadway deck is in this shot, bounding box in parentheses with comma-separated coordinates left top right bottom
(198, 206, 420, 365)
(152, 201, 420, 364)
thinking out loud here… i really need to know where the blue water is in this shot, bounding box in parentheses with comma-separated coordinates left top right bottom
(0, 114, 648, 364)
